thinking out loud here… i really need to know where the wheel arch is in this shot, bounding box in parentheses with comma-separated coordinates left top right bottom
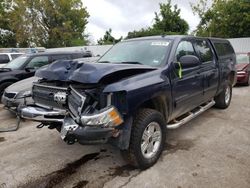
(136, 95, 169, 121)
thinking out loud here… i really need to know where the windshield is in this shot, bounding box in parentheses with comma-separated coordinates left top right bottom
(236, 54, 250, 64)
(98, 39, 172, 67)
(3, 55, 29, 69)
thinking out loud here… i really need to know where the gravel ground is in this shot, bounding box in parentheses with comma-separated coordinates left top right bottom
(0, 86, 249, 188)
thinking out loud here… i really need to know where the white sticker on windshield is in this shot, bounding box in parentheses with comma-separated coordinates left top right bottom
(151, 41, 170, 46)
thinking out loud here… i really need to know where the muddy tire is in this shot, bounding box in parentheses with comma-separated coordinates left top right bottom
(214, 81, 232, 109)
(121, 108, 166, 169)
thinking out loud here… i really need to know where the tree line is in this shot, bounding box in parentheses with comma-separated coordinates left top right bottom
(0, 0, 89, 48)
(0, 0, 249, 48)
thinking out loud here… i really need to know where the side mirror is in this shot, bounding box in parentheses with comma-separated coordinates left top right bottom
(178, 55, 200, 69)
(25, 67, 35, 72)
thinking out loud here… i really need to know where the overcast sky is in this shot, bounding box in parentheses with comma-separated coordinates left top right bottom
(84, 0, 200, 43)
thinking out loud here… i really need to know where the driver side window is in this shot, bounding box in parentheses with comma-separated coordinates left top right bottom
(26, 56, 49, 69)
(175, 41, 196, 62)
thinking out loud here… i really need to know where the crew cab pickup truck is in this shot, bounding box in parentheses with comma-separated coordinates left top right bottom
(19, 36, 236, 169)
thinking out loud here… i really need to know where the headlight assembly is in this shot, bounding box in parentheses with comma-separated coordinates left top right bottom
(81, 106, 123, 127)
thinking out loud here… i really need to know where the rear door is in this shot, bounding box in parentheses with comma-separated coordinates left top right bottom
(194, 39, 219, 101)
(171, 39, 203, 118)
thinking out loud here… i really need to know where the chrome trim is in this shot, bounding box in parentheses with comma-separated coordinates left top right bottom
(167, 100, 215, 129)
(20, 106, 67, 123)
(107, 93, 112, 106)
(33, 83, 68, 91)
(141, 122, 162, 159)
(69, 85, 84, 98)
(237, 71, 247, 74)
(60, 117, 79, 140)
(69, 85, 86, 115)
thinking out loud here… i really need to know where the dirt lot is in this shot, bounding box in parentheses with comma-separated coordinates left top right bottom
(0, 86, 249, 188)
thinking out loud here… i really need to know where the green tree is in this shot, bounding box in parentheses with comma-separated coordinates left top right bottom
(0, 0, 17, 47)
(127, 28, 178, 39)
(97, 29, 122, 45)
(126, 0, 189, 39)
(192, 0, 250, 37)
(153, 2, 189, 34)
(9, 0, 89, 48)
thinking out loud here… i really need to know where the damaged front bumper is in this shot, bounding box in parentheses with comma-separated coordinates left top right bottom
(19, 105, 123, 144)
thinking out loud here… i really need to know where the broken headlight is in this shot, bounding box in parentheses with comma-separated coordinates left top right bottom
(81, 106, 123, 127)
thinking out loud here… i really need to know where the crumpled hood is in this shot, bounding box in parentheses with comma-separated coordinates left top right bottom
(36, 60, 156, 84)
(236, 63, 249, 71)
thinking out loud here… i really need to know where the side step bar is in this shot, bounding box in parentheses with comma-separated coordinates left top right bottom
(167, 100, 215, 129)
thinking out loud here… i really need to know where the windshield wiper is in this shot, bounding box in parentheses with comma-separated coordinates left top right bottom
(120, 61, 143, 65)
(98, 61, 143, 65)
(98, 61, 111, 63)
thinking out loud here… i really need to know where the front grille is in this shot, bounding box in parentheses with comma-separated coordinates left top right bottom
(33, 84, 67, 109)
(68, 87, 86, 117)
(4, 92, 17, 99)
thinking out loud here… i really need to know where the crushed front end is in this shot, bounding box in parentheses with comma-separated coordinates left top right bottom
(19, 81, 124, 145)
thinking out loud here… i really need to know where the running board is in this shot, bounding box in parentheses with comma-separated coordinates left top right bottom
(167, 100, 215, 129)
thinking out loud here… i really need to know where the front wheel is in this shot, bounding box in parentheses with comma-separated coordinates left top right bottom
(121, 108, 166, 169)
(214, 81, 232, 109)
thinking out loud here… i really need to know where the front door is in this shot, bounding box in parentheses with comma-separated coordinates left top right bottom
(170, 40, 203, 119)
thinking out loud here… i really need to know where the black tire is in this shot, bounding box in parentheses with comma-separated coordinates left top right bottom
(214, 81, 232, 109)
(121, 108, 166, 169)
(0, 82, 14, 97)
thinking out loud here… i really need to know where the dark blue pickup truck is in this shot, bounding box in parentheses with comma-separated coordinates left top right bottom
(19, 36, 236, 169)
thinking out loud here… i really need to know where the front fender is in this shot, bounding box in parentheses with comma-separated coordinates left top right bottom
(104, 69, 171, 115)
(105, 70, 172, 150)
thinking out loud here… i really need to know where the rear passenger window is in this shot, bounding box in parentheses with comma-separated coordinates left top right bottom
(175, 41, 196, 61)
(0, 54, 10, 64)
(214, 42, 234, 57)
(195, 40, 213, 63)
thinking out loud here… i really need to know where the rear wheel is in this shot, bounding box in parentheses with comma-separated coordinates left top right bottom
(121, 108, 166, 169)
(214, 81, 232, 109)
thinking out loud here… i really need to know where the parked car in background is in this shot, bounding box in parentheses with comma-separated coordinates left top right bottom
(0, 51, 92, 96)
(236, 53, 250, 86)
(19, 36, 236, 169)
(0, 53, 23, 67)
(2, 57, 99, 110)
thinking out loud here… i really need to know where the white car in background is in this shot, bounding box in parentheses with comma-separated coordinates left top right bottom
(0, 53, 24, 67)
